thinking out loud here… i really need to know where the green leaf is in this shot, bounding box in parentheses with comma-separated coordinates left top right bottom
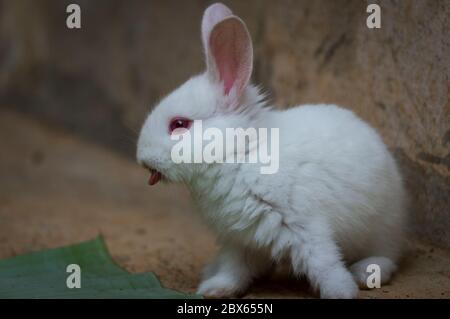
(0, 236, 201, 299)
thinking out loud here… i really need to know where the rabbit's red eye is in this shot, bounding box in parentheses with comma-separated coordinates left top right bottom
(169, 117, 192, 134)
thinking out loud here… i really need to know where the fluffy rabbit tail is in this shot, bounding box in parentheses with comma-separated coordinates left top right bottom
(349, 256, 398, 289)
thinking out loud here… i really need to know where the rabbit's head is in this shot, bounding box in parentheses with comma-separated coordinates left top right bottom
(137, 3, 267, 185)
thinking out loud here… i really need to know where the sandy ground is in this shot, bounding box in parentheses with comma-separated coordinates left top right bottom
(0, 109, 449, 299)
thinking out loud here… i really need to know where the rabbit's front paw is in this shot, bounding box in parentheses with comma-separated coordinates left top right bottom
(197, 274, 247, 298)
(319, 268, 359, 299)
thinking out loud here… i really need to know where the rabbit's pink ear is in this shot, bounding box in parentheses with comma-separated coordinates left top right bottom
(202, 3, 253, 101)
(201, 3, 233, 49)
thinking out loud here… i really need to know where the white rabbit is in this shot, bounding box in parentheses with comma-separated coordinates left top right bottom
(136, 3, 408, 298)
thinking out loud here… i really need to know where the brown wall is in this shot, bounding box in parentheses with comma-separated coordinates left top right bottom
(0, 0, 448, 247)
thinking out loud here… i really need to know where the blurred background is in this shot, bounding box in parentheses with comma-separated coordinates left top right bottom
(0, 0, 449, 297)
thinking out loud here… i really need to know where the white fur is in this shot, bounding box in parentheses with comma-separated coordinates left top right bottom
(136, 3, 408, 299)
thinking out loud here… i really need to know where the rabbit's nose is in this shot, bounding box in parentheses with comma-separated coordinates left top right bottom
(141, 162, 152, 171)
(137, 157, 149, 168)
(136, 148, 152, 168)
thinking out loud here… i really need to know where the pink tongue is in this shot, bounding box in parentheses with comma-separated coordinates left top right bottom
(148, 171, 161, 186)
